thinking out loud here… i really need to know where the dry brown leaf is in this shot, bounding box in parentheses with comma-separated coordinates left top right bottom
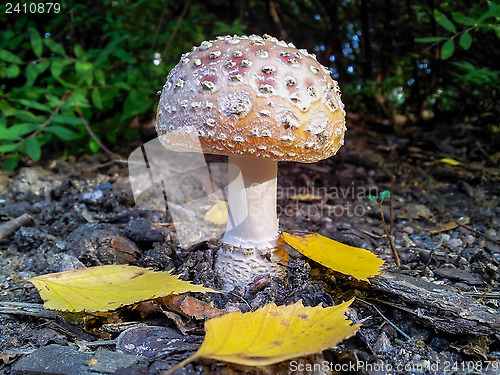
(160, 295, 225, 320)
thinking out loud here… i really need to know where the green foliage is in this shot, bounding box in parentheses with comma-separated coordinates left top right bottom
(0, 0, 246, 168)
(367, 191, 391, 206)
(416, 2, 500, 60)
(411, 1, 500, 121)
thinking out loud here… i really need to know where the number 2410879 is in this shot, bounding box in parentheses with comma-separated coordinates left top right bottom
(5, 3, 61, 14)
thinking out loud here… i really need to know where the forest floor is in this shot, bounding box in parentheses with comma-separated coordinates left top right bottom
(0, 116, 499, 374)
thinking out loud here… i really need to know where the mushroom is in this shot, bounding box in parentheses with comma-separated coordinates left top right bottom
(156, 34, 346, 291)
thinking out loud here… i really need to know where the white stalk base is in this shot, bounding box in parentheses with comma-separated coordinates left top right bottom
(215, 243, 285, 291)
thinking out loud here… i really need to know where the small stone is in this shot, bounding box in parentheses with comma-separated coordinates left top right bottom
(463, 235, 475, 244)
(12, 344, 93, 375)
(430, 337, 449, 352)
(88, 349, 147, 373)
(121, 218, 166, 249)
(66, 223, 141, 266)
(249, 274, 270, 293)
(446, 238, 462, 249)
(373, 332, 392, 354)
(116, 326, 201, 360)
(403, 226, 414, 235)
(440, 234, 450, 242)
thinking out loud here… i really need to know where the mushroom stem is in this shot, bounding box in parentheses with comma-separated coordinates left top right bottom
(215, 155, 284, 290)
(223, 155, 279, 248)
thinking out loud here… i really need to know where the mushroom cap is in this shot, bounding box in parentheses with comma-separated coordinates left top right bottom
(155, 34, 346, 163)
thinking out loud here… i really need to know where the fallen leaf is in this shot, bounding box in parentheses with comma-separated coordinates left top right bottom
(1, 353, 19, 365)
(281, 232, 384, 282)
(288, 193, 323, 201)
(428, 217, 470, 234)
(167, 299, 359, 373)
(204, 201, 228, 225)
(440, 158, 461, 166)
(160, 295, 225, 320)
(28, 265, 218, 312)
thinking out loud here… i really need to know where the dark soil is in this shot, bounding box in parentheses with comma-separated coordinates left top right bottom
(0, 118, 499, 374)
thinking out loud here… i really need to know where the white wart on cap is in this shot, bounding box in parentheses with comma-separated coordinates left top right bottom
(156, 34, 346, 163)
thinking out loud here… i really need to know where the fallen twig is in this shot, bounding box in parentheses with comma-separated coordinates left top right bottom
(0, 302, 56, 319)
(0, 214, 35, 241)
(357, 298, 411, 340)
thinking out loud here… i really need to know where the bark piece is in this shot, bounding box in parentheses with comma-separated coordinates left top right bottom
(370, 272, 500, 335)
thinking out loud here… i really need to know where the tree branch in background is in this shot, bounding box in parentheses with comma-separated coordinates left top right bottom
(161, 0, 191, 61)
(68, 92, 117, 158)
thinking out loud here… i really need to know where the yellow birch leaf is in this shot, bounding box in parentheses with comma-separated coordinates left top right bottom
(27, 265, 218, 312)
(168, 299, 359, 373)
(204, 201, 228, 225)
(281, 232, 384, 281)
(440, 158, 461, 166)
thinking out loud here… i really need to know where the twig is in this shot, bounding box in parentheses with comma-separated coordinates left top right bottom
(150, 7, 167, 51)
(26, 90, 72, 140)
(0, 302, 57, 319)
(379, 204, 401, 267)
(161, 0, 191, 60)
(0, 214, 35, 241)
(357, 298, 411, 341)
(68, 91, 117, 157)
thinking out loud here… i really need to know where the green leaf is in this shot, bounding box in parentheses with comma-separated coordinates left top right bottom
(0, 143, 22, 153)
(459, 32, 472, 50)
(17, 99, 51, 113)
(25, 63, 39, 86)
(414, 37, 446, 43)
(30, 29, 43, 58)
(74, 44, 85, 59)
(94, 69, 106, 85)
(52, 115, 83, 127)
(91, 89, 103, 109)
(0, 123, 38, 140)
(13, 110, 38, 122)
(434, 10, 456, 32)
(51, 59, 65, 78)
(123, 90, 150, 119)
(451, 12, 475, 26)
(6, 64, 20, 78)
(440, 39, 455, 59)
(379, 191, 391, 199)
(0, 49, 23, 64)
(44, 38, 66, 56)
(36, 60, 51, 74)
(478, 4, 500, 23)
(88, 138, 100, 154)
(75, 61, 92, 73)
(367, 195, 377, 202)
(25, 137, 42, 161)
(8, 35, 24, 50)
(43, 126, 77, 141)
(492, 24, 500, 39)
(2, 155, 20, 170)
(113, 49, 134, 62)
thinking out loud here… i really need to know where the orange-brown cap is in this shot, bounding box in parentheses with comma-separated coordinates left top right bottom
(155, 34, 346, 163)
